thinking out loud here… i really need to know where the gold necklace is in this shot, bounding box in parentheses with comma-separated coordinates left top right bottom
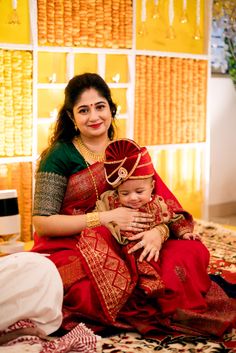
(74, 135, 105, 163)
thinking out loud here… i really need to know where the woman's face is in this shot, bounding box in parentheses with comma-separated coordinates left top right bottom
(72, 88, 112, 139)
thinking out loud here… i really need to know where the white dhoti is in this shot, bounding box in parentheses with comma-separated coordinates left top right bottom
(0, 252, 63, 335)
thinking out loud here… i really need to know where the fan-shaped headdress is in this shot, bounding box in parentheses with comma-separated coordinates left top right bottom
(104, 138, 155, 188)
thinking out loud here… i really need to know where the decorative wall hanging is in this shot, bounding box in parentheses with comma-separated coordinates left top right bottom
(193, 0, 201, 40)
(180, 0, 188, 24)
(166, 0, 175, 39)
(138, 0, 147, 36)
(136, 0, 205, 54)
(153, 0, 160, 19)
(8, 0, 20, 25)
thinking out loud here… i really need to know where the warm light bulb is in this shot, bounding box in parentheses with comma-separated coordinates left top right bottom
(166, 26, 176, 39)
(193, 26, 201, 40)
(116, 105, 122, 116)
(138, 22, 148, 36)
(112, 73, 120, 83)
(153, 4, 160, 19)
(48, 73, 57, 83)
(180, 10, 188, 23)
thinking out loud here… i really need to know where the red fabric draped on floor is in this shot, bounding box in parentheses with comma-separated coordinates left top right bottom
(33, 225, 235, 337)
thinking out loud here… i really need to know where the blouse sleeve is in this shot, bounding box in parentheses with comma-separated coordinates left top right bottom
(33, 171, 68, 216)
(33, 142, 84, 216)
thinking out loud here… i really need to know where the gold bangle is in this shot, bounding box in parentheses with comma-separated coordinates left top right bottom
(157, 224, 170, 243)
(86, 212, 101, 228)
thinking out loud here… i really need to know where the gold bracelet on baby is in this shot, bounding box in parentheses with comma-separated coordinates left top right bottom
(157, 224, 170, 243)
(86, 212, 101, 228)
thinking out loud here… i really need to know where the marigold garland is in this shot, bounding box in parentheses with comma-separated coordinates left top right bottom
(0, 50, 32, 157)
(37, 0, 132, 48)
(134, 56, 207, 146)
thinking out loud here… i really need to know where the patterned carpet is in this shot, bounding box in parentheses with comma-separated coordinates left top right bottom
(100, 330, 236, 353)
(195, 219, 236, 283)
(100, 219, 236, 353)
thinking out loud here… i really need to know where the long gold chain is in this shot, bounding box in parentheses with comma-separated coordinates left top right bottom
(85, 160, 99, 201)
(74, 135, 105, 163)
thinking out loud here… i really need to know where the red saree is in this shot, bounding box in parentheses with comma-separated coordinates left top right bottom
(32, 163, 236, 337)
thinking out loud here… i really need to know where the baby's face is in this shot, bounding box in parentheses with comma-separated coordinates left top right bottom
(117, 177, 154, 209)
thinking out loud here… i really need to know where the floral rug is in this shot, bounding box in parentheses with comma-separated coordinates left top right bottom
(101, 330, 236, 353)
(100, 219, 236, 353)
(194, 219, 236, 283)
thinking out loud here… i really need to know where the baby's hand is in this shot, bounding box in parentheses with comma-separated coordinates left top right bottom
(182, 232, 202, 241)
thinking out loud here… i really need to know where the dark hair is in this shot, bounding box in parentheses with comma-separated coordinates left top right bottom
(40, 73, 117, 159)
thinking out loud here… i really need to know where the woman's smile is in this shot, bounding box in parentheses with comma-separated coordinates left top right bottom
(89, 122, 103, 129)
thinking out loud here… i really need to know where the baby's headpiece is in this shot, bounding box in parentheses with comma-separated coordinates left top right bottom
(104, 138, 155, 188)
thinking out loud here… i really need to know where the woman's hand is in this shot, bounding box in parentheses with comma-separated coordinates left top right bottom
(127, 227, 163, 262)
(100, 207, 154, 232)
(182, 232, 202, 241)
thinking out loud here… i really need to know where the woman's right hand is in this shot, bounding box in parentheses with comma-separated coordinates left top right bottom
(100, 207, 154, 232)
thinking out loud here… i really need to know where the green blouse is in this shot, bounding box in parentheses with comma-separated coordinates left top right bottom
(34, 141, 87, 216)
(38, 141, 87, 176)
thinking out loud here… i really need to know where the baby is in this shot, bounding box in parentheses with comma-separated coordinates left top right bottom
(97, 138, 201, 247)
(96, 138, 201, 296)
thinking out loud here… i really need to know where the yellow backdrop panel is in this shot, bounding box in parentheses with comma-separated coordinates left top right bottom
(0, 1, 30, 44)
(105, 55, 129, 83)
(110, 88, 127, 114)
(74, 54, 98, 75)
(38, 89, 65, 118)
(37, 121, 55, 155)
(114, 118, 127, 139)
(38, 53, 67, 83)
(136, 0, 205, 54)
(153, 147, 205, 218)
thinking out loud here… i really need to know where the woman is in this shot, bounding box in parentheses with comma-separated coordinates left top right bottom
(32, 73, 235, 337)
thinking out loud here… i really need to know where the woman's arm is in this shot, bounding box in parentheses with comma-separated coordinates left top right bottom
(33, 214, 87, 237)
(34, 208, 154, 237)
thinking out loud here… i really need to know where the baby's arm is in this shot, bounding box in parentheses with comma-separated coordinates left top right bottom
(168, 211, 201, 240)
(182, 232, 202, 241)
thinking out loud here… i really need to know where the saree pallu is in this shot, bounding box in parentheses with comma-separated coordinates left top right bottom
(32, 164, 236, 337)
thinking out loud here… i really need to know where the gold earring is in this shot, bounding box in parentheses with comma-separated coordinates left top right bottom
(74, 123, 78, 131)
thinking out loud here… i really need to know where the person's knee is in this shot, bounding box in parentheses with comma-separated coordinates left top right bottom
(14, 252, 63, 298)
